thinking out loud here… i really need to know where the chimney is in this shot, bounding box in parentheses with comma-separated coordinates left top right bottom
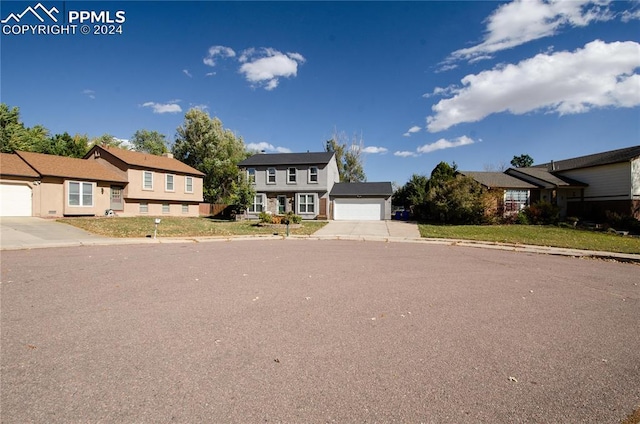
(548, 160, 555, 172)
(162, 152, 174, 159)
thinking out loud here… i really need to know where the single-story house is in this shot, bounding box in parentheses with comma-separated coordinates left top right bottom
(330, 182, 393, 220)
(457, 171, 539, 215)
(0, 147, 204, 217)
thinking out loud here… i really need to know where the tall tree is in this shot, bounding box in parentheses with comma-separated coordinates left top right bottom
(510, 154, 534, 168)
(324, 129, 366, 182)
(172, 108, 250, 203)
(43, 132, 89, 158)
(91, 134, 128, 149)
(0, 103, 50, 153)
(131, 130, 168, 155)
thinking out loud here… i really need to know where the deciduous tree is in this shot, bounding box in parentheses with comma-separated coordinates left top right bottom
(131, 129, 168, 155)
(510, 154, 534, 168)
(325, 129, 366, 182)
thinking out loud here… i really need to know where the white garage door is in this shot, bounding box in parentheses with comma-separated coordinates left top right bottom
(0, 184, 32, 216)
(334, 198, 384, 221)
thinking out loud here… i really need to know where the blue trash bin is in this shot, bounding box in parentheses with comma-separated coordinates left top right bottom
(402, 210, 410, 221)
(395, 211, 402, 220)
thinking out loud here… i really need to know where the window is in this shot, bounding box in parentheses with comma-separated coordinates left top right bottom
(308, 167, 318, 183)
(162, 203, 170, 214)
(298, 194, 315, 214)
(288, 167, 297, 184)
(140, 202, 148, 213)
(248, 194, 264, 213)
(267, 168, 276, 184)
(247, 168, 256, 184)
(68, 181, 93, 207)
(185, 176, 193, 193)
(182, 204, 189, 214)
(165, 174, 175, 191)
(143, 171, 153, 190)
(504, 190, 529, 213)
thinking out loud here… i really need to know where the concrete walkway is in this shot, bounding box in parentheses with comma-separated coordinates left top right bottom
(311, 220, 421, 239)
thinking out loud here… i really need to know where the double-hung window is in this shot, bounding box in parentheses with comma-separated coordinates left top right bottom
(247, 168, 256, 184)
(248, 194, 265, 213)
(143, 171, 153, 190)
(267, 168, 276, 184)
(185, 176, 193, 193)
(504, 190, 529, 213)
(287, 167, 297, 184)
(165, 174, 175, 192)
(68, 181, 93, 207)
(308, 167, 318, 183)
(298, 194, 315, 214)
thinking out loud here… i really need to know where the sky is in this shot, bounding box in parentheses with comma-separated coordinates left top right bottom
(1, 0, 639, 185)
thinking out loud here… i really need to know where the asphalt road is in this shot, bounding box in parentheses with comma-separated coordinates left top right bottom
(1, 240, 639, 423)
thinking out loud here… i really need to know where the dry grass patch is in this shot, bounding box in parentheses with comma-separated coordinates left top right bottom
(60, 217, 327, 238)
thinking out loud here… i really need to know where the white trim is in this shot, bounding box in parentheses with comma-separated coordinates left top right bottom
(185, 176, 193, 193)
(248, 193, 265, 213)
(297, 193, 316, 215)
(143, 171, 153, 190)
(267, 168, 276, 184)
(67, 181, 94, 207)
(287, 167, 297, 184)
(308, 166, 318, 184)
(247, 168, 256, 184)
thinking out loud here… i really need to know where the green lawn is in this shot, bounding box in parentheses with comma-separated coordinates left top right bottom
(60, 217, 327, 238)
(419, 224, 640, 255)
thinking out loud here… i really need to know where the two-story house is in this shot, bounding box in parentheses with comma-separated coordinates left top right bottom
(238, 152, 339, 219)
(85, 146, 205, 216)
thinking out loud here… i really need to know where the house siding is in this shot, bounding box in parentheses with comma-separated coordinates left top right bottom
(632, 158, 640, 198)
(559, 162, 631, 201)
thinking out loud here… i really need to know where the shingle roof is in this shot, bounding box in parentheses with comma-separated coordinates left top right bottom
(507, 167, 587, 188)
(330, 182, 393, 197)
(239, 152, 335, 167)
(15, 151, 128, 183)
(92, 146, 205, 176)
(458, 171, 539, 189)
(533, 145, 640, 171)
(0, 153, 39, 178)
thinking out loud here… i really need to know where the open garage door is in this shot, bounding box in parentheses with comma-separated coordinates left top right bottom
(0, 184, 32, 216)
(333, 198, 384, 221)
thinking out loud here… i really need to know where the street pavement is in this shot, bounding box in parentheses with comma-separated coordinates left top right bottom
(2, 240, 639, 423)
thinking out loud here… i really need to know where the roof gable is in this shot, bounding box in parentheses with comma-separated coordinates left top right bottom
(330, 182, 393, 197)
(88, 146, 204, 176)
(0, 153, 39, 178)
(239, 152, 335, 167)
(534, 145, 640, 171)
(506, 167, 587, 188)
(15, 151, 128, 182)
(458, 171, 538, 189)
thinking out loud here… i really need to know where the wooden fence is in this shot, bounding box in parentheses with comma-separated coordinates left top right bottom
(199, 203, 230, 217)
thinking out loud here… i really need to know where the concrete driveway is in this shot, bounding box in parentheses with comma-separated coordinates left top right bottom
(0, 217, 110, 250)
(312, 220, 421, 238)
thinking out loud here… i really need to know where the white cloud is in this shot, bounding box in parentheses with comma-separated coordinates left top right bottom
(203, 45, 236, 67)
(82, 89, 95, 99)
(445, 0, 613, 64)
(394, 151, 418, 158)
(238, 48, 305, 90)
(403, 126, 421, 137)
(417, 136, 475, 154)
(427, 40, 640, 132)
(362, 146, 388, 154)
(183, 69, 192, 78)
(246, 142, 292, 153)
(205, 72, 215, 77)
(142, 101, 183, 114)
(115, 138, 132, 149)
(621, 8, 640, 22)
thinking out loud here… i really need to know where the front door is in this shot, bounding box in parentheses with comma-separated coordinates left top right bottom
(110, 186, 124, 210)
(277, 195, 287, 214)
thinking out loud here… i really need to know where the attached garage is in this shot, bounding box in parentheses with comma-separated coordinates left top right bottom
(330, 182, 393, 221)
(0, 183, 32, 216)
(333, 198, 384, 220)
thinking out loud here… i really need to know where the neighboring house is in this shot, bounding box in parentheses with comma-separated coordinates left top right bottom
(85, 146, 204, 216)
(330, 182, 393, 220)
(464, 145, 640, 220)
(0, 147, 205, 217)
(1, 151, 128, 217)
(457, 172, 539, 215)
(238, 152, 339, 219)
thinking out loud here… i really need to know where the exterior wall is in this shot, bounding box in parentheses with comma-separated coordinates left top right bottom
(560, 162, 631, 201)
(30, 177, 112, 217)
(246, 191, 327, 219)
(248, 163, 333, 193)
(121, 201, 199, 217)
(125, 168, 203, 202)
(632, 158, 640, 197)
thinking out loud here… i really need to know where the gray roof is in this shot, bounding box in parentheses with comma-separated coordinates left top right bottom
(533, 145, 640, 171)
(459, 171, 539, 189)
(239, 152, 335, 167)
(506, 167, 587, 188)
(330, 182, 393, 197)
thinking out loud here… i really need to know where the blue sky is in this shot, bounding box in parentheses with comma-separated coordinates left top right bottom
(2, 1, 639, 185)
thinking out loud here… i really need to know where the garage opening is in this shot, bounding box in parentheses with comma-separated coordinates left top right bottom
(333, 198, 384, 221)
(0, 183, 32, 216)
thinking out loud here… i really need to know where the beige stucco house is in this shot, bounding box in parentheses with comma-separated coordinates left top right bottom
(0, 147, 204, 217)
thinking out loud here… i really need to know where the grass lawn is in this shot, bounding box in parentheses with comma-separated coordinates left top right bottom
(60, 217, 327, 238)
(419, 224, 640, 255)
